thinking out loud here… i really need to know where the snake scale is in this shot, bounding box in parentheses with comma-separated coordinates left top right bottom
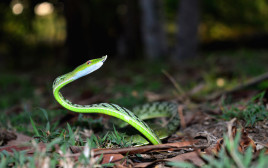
(53, 56, 180, 145)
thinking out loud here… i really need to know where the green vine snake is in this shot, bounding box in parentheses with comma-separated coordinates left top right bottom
(53, 56, 180, 145)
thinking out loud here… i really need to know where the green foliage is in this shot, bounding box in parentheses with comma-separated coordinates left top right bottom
(0, 115, 131, 167)
(203, 0, 268, 26)
(29, 112, 133, 148)
(0, 137, 106, 167)
(88, 126, 133, 148)
(221, 92, 268, 126)
(0, 107, 67, 135)
(167, 133, 268, 167)
(1, 117, 120, 167)
(202, 0, 268, 40)
(30, 117, 40, 137)
(104, 125, 132, 148)
(30, 109, 64, 143)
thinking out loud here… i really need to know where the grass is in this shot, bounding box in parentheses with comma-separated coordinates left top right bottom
(1, 49, 268, 166)
(221, 92, 268, 126)
(0, 108, 67, 135)
(0, 113, 127, 167)
(2, 95, 267, 167)
(30, 110, 132, 148)
(3, 118, 268, 167)
(168, 133, 268, 168)
(90, 126, 133, 148)
(0, 137, 113, 168)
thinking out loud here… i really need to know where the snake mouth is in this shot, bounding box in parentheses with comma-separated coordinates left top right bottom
(102, 55, 107, 62)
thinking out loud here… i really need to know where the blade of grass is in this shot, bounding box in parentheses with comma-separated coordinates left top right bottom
(30, 117, 40, 136)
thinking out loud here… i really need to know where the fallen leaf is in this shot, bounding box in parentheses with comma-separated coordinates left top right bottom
(165, 151, 204, 167)
(101, 153, 125, 164)
(208, 126, 256, 154)
(6, 132, 32, 146)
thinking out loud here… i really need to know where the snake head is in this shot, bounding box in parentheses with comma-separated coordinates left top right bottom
(72, 55, 107, 80)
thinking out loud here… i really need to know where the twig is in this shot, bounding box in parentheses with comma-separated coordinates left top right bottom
(162, 69, 185, 96)
(227, 118, 236, 139)
(67, 141, 198, 157)
(226, 118, 245, 168)
(206, 71, 268, 101)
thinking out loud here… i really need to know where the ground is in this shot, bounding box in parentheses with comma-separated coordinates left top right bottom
(1, 49, 268, 167)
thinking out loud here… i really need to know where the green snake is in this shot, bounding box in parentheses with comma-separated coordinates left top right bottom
(53, 56, 179, 145)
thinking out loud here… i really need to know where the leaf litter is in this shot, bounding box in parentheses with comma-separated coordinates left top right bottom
(1, 54, 268, 167)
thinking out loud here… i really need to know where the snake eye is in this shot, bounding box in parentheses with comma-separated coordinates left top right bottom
(86, 61, 91, 65)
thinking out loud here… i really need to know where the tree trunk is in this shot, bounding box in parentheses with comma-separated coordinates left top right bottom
(117, 0, 142, 59)
(139, 0, 167, 60)
(174, 0, 200, 60)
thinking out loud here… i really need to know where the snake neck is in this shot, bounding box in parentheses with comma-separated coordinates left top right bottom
(53, 72, 75, 109)
(53, 72, 74, 92)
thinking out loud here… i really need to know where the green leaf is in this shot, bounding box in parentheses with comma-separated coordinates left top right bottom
(243, 146, 252, 167)
(39, 108, 49, 121)
(46, 122, 50, 133)
(30, 117, 40, 136)
(67, 123, 75, 145)
(46, 138, 62, 151)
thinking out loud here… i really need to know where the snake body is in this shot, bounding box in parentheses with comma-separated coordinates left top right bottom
(53, 56, 179, 145)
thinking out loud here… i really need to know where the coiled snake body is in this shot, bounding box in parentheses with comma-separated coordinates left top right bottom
(53, 56, 179, 145)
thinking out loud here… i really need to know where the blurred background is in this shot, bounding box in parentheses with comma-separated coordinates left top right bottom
(1, 0, 268, 68)
(1, 0, 268, 114)
(1, 1, 268, 165)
